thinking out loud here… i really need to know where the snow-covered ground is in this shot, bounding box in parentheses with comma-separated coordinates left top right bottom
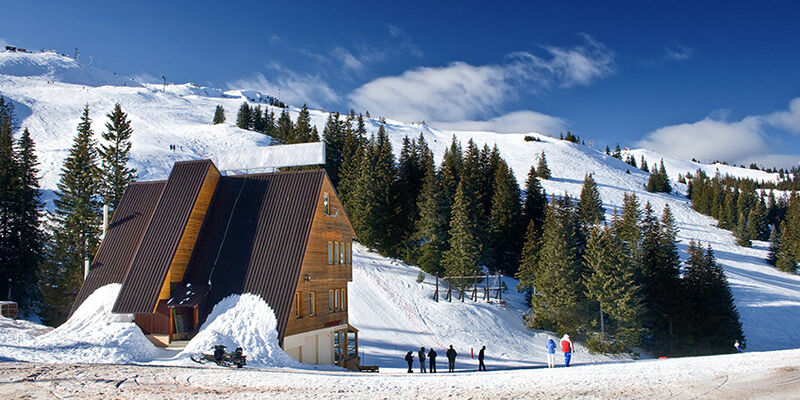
(2, 349, 799, 399)
(1, 50, 800, 359)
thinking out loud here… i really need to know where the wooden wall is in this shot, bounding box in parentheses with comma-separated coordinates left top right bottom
(156, 164, 220, 304)
(285, 176, 356, 337)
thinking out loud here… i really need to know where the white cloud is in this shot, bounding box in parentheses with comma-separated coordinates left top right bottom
(764, 97, 800, 134)
(349, 35, 614, 123)
(664, 44, 693, 61)
(637, 98, 800, 167)
(331, 47, 364, 72)
(387, 25, 423, 58)
(226, 69, 339, 108)
(432, 110, 567, 135)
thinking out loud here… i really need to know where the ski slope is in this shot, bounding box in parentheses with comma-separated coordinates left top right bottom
(1, 50, 799, 354)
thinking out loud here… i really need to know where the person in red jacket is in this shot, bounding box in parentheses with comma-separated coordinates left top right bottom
(560, 334, 574, 367)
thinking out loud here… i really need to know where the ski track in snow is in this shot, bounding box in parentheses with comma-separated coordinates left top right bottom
(1, 51, 799, 361)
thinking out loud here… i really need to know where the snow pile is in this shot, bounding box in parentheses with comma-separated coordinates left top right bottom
(0, 284, 162, 363)
(179, 293, 301, 368)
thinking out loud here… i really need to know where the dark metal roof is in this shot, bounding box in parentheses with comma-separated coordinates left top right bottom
(113, 160, 214, 314)
(184, 169, 325, 341)
(70, 181, 166, 315)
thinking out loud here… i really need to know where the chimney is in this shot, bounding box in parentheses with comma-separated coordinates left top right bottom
(102, 204, 109, 239)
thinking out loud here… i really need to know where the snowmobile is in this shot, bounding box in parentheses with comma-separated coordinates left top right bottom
(191, 345, 247, 368)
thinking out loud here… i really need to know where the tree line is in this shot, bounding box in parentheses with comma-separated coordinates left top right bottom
(233, 102, 320, 144)
(0, 96, 136, 325)
(688, 170, 799, 273)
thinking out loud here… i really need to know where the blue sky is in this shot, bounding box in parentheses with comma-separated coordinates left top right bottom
(2, 1, 799, 167)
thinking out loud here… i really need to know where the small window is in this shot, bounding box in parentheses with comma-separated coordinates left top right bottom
(334, 241, 340, 265)
(327, 241, 333, 265)
(341, 288, 347, 310)
(328, 289, 334, 312)
(295, 292, 301, 318)
(324, 192, 330, 215)
(334, 289, 340, 311)
(308, 292, 315, 316)
(347, 242, 352, 265)
(339, 242, 345, 264)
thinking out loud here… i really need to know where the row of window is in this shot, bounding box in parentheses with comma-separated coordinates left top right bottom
(328, 241, 352, 265)
(294, 288, 347, 318)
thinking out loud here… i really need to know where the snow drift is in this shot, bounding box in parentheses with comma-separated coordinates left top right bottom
(0, 284, 162, 363)
(178, 293, 301, 368)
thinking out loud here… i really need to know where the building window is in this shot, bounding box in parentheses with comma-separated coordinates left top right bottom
(324, 192, 329, 215)
(346, 242, 352, 265)
(328, 289, 334, 312)
(308, 292, 315, 316)
(334, 241, 340, 265)
(339, 242, 345, 264)
(327, 241, 333, 265)
(334, 289, 340, 311)
(341, 288, 347, 310)
(295, 292, 301, 318)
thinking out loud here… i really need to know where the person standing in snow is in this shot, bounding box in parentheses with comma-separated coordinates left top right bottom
(418, 347, 427, 373)
(546, 337, 557, 368)
(428, 348, 437, 373)
(478, 345, 487, 371)
(446, 345, 457, 373)
(734, 341, 742, 353)
(561, 334, 574, 367)
(405, 351, 414, 373)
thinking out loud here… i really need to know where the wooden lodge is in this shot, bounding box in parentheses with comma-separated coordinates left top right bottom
(72, 159, 359, 369)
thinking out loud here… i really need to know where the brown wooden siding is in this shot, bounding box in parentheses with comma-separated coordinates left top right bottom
(285, 175, 356, 337)
(113, 160, 216, 314)
(134, 300, 171, 335)
(71, 181, 166, 315)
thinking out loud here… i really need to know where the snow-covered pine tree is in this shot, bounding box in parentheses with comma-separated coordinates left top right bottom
(41, 105, 102, 325)
(98, 103, 137, 210)
(212, 105, 226, 124)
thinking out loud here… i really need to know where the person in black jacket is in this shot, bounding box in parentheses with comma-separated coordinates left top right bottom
(427, 348, 437, 373)
(405, 351, 414, 373)
(478, 345, 486, 371)
(418, 347, 427, 373)
(446, 345, 457, 373)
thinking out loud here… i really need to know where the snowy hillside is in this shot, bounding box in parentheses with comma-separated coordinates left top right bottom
(2, 50, 800, 354)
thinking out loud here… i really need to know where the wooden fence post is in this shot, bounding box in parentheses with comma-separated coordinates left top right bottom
(434, 274, 439, 302)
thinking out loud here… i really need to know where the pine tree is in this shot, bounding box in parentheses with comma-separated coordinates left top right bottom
(276, 109, 293, 144)
(0, 100, 20, 306)
(337, 116, 367, 210)
(395, 136, 424, 256)
(13, 128, 44, 312)
(294, 104, 313, 143)
(612, 144, 621, 159)
(412, 164, 447, 275)
(98, 104, 137, 210)
(522, 165, 547, 237)
(529, 196, 584, 334)
(766, 224, 781, 266)
(536, 152, 551, 179)
(323, 113, 345, 186)
(747, 199, 769, 241)
(640, 156, 649, 173)
(516, 220, 541, 292)
(578, 173, 605, 226)
(486, 160, 523, 275)
(442, 180, 482, 289)
(252, 105, 264, 133)
(236, 102, 252, 130)
(734, 213, 752, 247)
(212, 105, 226, 124)
(776, 193, 800, 273)
(438, 136, 463, 243)
(41, 105, 101, 325)
(263, 110, 276, 138)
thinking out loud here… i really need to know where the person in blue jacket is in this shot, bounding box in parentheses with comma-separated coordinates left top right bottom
(545, 337, 557, 368)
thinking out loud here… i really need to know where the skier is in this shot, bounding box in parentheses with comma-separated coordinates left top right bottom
(560, 334, 574, 367)
(428, 347, 437, 373)
(478, 345, 486, 371)
(405, 351, 414, 373)
(446, 345, 457, 373)
(545, 337, 557, 368)
(734, 340, 742, 353)
(418, 347, 427, 373)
